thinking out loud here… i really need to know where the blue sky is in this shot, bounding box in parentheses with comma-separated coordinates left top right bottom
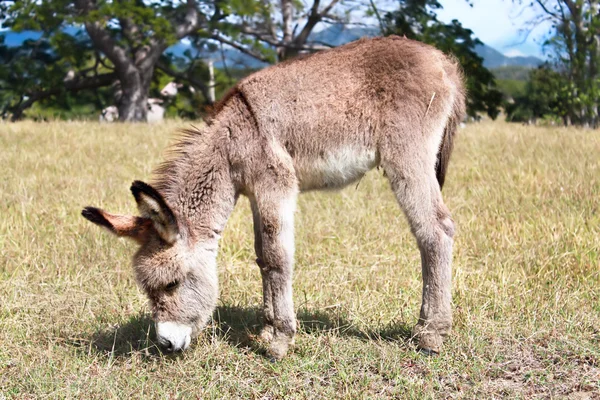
(436, 0, 552, 58)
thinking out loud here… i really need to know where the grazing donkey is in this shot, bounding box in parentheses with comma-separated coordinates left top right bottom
(82, 36, 466, 359)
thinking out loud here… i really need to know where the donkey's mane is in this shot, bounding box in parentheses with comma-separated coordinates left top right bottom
(204, 87, 240, 125)
(151, 126, 206, 200)
(152, 87, 251, 207)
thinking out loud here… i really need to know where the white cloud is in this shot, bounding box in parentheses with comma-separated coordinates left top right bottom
(503, 49, 527, 57)
(436, 0, 551, 58)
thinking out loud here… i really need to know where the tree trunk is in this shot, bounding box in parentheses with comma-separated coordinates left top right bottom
(118, 66, 153, 122)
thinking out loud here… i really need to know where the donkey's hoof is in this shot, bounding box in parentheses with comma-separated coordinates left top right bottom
(267, 343, 288, 360)
(413, 324, 444, 355)
(267, 334, 293, 360)
(259, 325, 275, 343)
(417, 347, 440, 357)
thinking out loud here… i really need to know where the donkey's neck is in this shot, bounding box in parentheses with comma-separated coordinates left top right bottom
(153, 122, 236, 243)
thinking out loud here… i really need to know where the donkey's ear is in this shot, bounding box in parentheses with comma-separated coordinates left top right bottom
(130, 180, 180, 244)
(81, 207, 154, 244)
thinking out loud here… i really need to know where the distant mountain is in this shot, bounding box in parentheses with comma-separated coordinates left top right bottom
(490, 65, 533, 81)
(165, 43, 269, 69)
(310, 25, 544, 68)
(311, 25, 543, 68)
(309, 24, 379, 46)
(474, 43, 543, 69)
(1, 27, 543, 70)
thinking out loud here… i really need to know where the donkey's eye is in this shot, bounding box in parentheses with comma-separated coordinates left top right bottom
(165, 280, 179, 290)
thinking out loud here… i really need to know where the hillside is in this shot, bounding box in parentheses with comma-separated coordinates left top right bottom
(491, 65, 534, 81)
(475, 43, 542, 69)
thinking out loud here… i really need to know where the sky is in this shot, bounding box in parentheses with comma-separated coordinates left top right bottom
(436, 0, 553, 58)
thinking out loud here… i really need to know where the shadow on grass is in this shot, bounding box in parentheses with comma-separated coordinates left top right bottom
(78, 305, 413, 360)
(85, 314, 162, 359)
(211, 305, 413, 348)
(296, 308, 413, 342)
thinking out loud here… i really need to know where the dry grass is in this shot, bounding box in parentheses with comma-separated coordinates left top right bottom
(0, 120, 599, 399)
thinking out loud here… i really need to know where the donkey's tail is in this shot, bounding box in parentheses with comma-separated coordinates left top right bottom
(436, 70, 466, 190)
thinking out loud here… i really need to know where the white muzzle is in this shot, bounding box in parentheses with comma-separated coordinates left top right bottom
(156, 321, 193, 352)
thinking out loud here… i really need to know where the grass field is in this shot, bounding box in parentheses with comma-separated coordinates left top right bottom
(1, 120, 599, 399)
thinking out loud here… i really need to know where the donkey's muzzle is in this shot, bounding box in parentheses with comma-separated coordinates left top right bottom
(156, 321, 192, 352)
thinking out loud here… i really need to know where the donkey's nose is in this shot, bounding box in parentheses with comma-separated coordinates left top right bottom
(156, 321, 193, 352)
(159, 336, 184, 353)
(162, 339, 174, 352)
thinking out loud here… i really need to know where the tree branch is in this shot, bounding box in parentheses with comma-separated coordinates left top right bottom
(293, 0, 340, 48)
(534, 0, 560, 19)
(74, 0, 132, 71)
(210, 33, 271, 63)
(138, 38, 169, 72)
(368, 0, 384, 34)
(10, 72, 118, 121)
(240, 24, 282, 47)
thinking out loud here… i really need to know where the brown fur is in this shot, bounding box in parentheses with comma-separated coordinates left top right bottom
(435, 57, 466, 188)
(83, 36, 466, 357)
(82, 207, 155, 244)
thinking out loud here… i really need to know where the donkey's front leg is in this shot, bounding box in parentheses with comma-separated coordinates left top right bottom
(250, 198, 275, 342)
(253, 188, 298, 359)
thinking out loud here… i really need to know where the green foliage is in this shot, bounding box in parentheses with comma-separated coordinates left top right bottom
(0, 0, 220, 120)
(5, 0, 179, 46)
(491, 66, 529, 102)
(491, 65, 532, 81)
(517, 0, 600, 126)
(495, 79, 526, 99)
(505, 66, 568, 123)
(0, 29, 114, 119)
(383, 0, 503, 119)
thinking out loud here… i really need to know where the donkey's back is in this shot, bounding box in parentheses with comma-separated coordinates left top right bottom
(227, 36, 465, 191)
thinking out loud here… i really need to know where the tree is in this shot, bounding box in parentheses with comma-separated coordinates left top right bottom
(0, 0, 353, 121)
(505, 65, 569, 123)
(211, 0, 346, 62)
(382, 0, 503, 119)
(0, 30, 117, 120)
(515, 0, 600, 126)
(2, 0, 213, 121)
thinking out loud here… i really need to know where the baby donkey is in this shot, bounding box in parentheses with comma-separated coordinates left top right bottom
(82, 36, 466, 359)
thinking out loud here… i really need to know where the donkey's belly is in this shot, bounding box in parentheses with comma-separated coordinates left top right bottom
(294, 146, 380, 191)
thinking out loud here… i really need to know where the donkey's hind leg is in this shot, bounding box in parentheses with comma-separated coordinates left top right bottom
(384, 163, 454, 354)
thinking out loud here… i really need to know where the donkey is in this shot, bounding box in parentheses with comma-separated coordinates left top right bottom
(82, 36, 466, 359)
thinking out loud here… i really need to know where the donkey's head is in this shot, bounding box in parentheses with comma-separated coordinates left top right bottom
(82, 181, 218, 352)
